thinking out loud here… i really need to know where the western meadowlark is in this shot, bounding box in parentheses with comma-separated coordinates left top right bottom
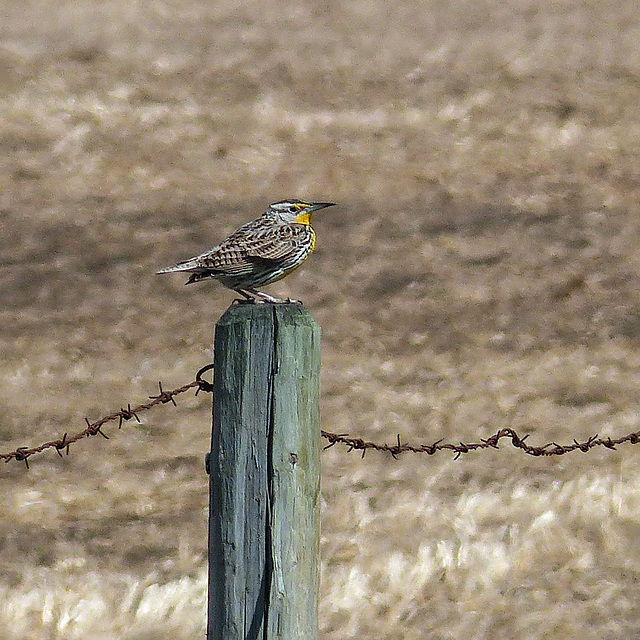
(157, 199, 335, 303)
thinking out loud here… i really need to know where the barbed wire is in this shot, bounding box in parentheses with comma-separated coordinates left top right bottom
(0, 380, 200, 468)
(320, 427, 640, 459)
(2, 365, 640, 467)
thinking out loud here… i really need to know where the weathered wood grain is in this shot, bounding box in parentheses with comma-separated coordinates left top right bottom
(207, 303, 320, 640)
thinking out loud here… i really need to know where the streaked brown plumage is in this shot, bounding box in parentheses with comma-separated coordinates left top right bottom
(157, 199, 335, 303)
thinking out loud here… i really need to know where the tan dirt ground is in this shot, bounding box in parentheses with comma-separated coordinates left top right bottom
(3, 0, 640, 638)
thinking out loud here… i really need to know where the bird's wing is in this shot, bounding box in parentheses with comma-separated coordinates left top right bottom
(193, 224, 312, 275)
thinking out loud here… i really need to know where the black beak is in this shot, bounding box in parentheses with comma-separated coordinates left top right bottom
(310, 202, 336, 211)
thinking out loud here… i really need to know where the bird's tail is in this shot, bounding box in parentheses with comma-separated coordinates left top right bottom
(156, 259, 201, 275)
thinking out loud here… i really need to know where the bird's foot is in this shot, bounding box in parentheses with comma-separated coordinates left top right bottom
(243, 288, 296, 304)
(232, 289, 258, 304)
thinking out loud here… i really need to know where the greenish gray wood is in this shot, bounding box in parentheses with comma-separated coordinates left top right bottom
(207, 303, 321, 640)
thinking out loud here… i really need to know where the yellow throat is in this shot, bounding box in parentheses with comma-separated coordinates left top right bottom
(295, 211, 313, 225)
(293, 211, 316, 251)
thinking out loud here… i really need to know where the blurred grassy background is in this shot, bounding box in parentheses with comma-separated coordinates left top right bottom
(3, 0, 640, 638)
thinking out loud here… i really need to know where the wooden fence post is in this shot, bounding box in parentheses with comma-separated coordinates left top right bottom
(207, 302, 321, 640)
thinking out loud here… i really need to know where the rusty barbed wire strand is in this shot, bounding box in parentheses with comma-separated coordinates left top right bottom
(320, 427, 640, 459)
(0, 379, 201, 468)
(2, 364, 640, 467)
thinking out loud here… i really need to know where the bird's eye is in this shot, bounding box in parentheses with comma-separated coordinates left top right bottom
(288, 205, 298, 213)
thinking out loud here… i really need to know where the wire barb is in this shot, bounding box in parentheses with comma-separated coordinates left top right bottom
(118, 404, 141, 428)
(149, 381, 178, 406)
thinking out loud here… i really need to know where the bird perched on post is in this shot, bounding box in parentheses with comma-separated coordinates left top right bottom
(157, 199, 335, 303)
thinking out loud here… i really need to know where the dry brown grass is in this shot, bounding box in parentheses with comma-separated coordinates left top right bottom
(3, 0, 640, 637)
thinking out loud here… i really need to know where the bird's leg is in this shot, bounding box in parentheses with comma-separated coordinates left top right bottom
(244, 287, 290, 304)
(232, 289, 257, 304)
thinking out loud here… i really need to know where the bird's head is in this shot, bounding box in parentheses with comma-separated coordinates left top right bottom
(266, 200, 336, 225)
